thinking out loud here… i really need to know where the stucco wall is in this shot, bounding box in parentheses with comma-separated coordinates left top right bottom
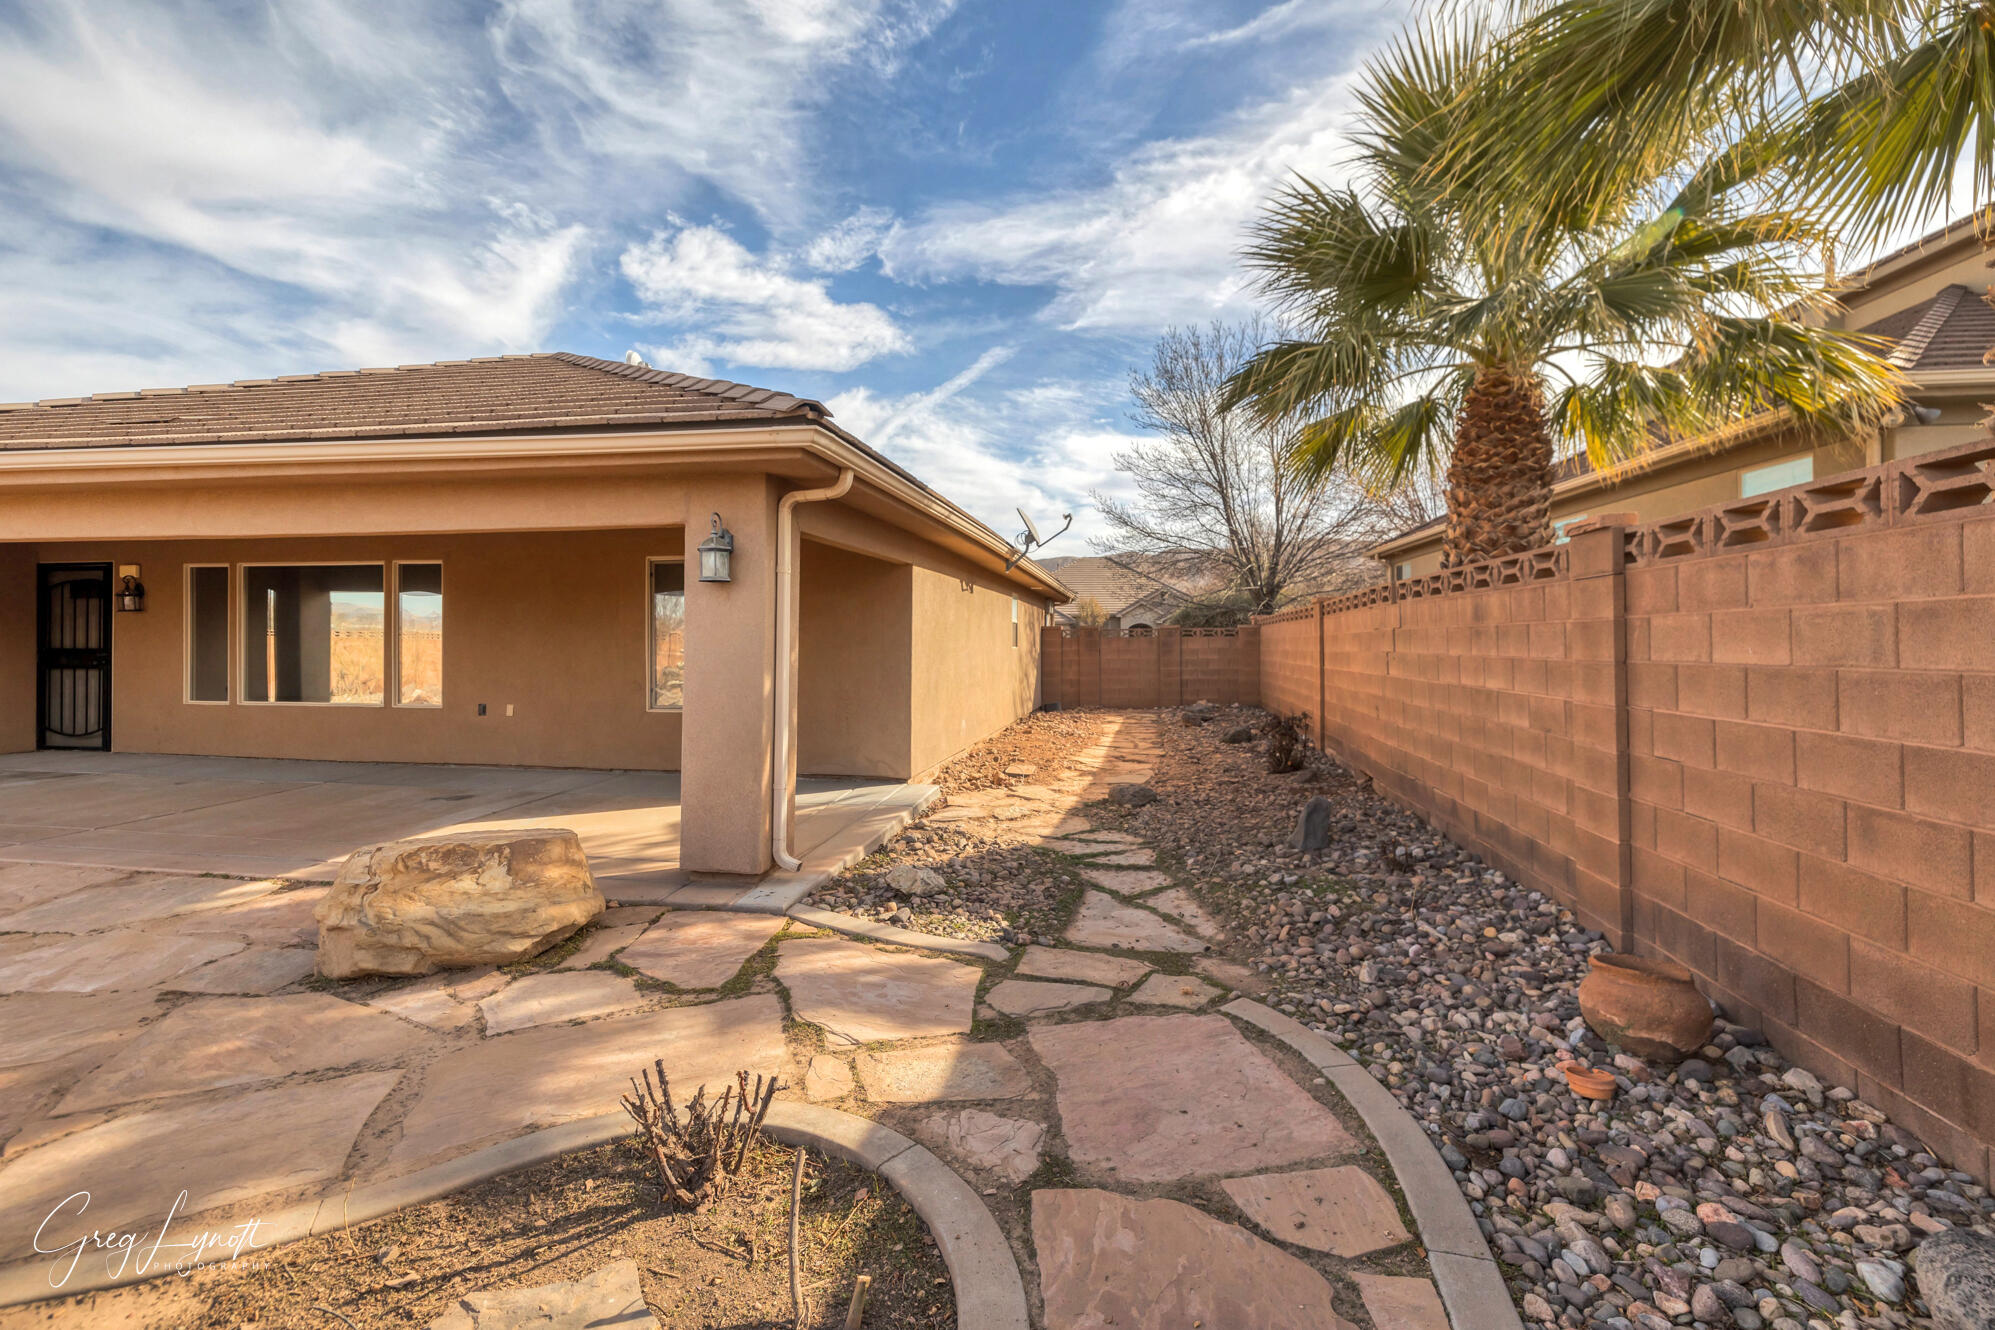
(796, 503, 1053, 781)
(910, 565, 1042, 777)
(797, 540, 913, 777)
(0, 545, 35, 754)
(9, 529, 686, 770)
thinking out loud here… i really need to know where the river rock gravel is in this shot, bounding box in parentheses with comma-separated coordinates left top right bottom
(1110, 705, 1995, 1330)
(809, 703, 1995, 1326)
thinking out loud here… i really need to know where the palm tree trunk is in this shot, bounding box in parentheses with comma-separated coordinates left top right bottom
(1441, 366, 1555, 567)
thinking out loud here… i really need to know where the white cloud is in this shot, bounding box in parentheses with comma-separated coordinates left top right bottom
(879, 75, 1365, 331)
(623, 223, 910, 373)
(802, 207, 899, 272)
(829, 360, 1145, 548)
(490, 0, 956, 224)
(0, 0, 947, 396)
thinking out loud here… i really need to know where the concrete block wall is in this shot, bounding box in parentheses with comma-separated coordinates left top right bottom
(1623, 504, 1995, 1179)
(1257, 435, 1995, 1181)
(1039, 626, 1259, 710)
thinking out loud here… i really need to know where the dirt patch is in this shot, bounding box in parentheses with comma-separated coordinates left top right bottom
(810, 710, 1110, 945)
(2, 1138, 953, 1330)
(928, 709, 1104, 795)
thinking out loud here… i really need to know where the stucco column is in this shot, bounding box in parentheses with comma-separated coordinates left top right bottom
(0, 546, 36, 753)
(679, 475, 781, 876)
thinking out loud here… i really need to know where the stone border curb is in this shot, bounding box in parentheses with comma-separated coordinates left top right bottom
(0, 1102, 1030, 1330)
(1222, 998, 1524, 1330)
(786, 904, 1009, 962)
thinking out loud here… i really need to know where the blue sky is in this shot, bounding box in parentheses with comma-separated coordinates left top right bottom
(0, 0, 1407, 543)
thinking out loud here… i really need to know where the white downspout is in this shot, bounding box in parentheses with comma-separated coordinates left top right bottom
(771, 467, 855, 870)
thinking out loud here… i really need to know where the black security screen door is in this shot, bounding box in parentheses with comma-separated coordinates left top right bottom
(37, 563, 112, 750)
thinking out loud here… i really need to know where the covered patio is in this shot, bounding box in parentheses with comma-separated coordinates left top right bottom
(0, 751, 934, 911)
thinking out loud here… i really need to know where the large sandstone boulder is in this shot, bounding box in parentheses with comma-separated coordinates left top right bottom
(316, 829, 603, 979)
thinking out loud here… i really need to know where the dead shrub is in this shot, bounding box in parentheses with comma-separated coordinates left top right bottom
(622, 1064, 781, 1211)
(1264, 712, 1309, 773)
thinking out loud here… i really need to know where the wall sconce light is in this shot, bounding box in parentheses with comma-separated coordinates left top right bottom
(115, 565, 146, 612)
(697, 513, 734, 583)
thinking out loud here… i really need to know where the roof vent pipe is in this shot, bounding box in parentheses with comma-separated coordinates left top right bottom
(771, 467, 855, 871)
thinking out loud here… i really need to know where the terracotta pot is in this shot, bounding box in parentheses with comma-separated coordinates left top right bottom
(1559, 1061, 1617, 1101)
(1577, 954, 1713, 1062)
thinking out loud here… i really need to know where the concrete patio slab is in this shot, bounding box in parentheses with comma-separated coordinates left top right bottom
(161, 947, 318, 995)
(0, 930, 242, 995)
(362, 980, 480, 1032)
(0, 864, 129, 913)
(1012, 946, 1150, 988)
(0, 1070, 402, 1263)
(803, 1054, 855, 1101)
(1126, 972, 1223, 1008)
(616, 911, 782, 989)
(54, 993, 428, 1114)
(1031, 1189, 1356, 1330)
(0, 992, 158, 1071)
(1221, 1164, 1412, 1257)
(0, 756, 929, 907)
(1029, 1014, 1357, 1184)
(1353, 1273, 1451, 1330)
(854, 1040, 1033, 1102)
(0, 874, 278, 935)
(1062, 892, 1206, 954)
(1079, 867, 1169, 895)
(152, 886, 326, 948)
(985, 979, 1110, 1016)
(476, 972, 645, 1034)
(551, 922, 647, 971)
(918, 1109, 1043, 1183)
(1144, 887, 1223, 939)
(387, 995, 785, 1167)
(775, 937, 981, 1045)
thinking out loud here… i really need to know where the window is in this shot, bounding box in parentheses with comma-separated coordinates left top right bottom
(396, 563, 443, 707)
(242, 564, 385, 705)
(1393, 561, 1413, 581)
(649, 559, 685, 710)
(1011, 597, 1019, 647)
(187, 565, 229, 702)
(1552, 514, 1592, 544)
(1741, 455, 1813, 498)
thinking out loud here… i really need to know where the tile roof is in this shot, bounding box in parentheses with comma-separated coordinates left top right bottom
(1050, 554, 1206, 616)
(1860, 284, 1995, 372)
(0, 352, 826, 451)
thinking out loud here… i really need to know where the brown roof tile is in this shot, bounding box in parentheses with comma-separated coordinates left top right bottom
(1859, 285, 1995, 372)
(0, 352, 826, 451)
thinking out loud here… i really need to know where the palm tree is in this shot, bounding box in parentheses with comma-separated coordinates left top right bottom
(1463, 1, 1995, 244)
(1224, 22, 1904, 567)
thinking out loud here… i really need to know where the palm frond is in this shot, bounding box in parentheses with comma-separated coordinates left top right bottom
(1790, 4, 1995, 239)
(1287, 381, 1465, 488)
(1683, 319, 1905, 429)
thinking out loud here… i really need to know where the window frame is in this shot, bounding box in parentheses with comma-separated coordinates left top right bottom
(391, 560, 444, 710)
(645, 556, 687, 713)
(1740, 455, 1814, 498)
(236, 560, 390, 708)
(183, 563, 233, 705)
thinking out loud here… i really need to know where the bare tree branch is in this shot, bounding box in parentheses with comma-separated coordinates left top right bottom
(1093, 319, 1435, 618)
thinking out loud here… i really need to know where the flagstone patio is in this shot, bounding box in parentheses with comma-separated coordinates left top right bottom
(0, 712, 1476, 1329)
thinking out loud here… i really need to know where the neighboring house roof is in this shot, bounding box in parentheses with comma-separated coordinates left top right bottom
(1370, 272, 1995, 558)
(1862, 284, 1995, 372)
(1051, 555, 1196, 618)
(0, 352, 822, 450)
